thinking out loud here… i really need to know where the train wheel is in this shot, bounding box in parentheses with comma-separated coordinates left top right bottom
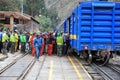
(86, 50, 92, 64)
(99, 50, 110, 66)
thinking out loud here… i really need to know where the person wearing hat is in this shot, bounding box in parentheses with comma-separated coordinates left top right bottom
(2, 28, 9, 55)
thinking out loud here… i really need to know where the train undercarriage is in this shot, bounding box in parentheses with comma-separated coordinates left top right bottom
(67, 47, 112, 66)
(81, 49, 112, 66)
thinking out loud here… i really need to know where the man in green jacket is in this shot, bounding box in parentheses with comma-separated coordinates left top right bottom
(20, 32, 26, 53)
(10, 31, 15, 54)
(56, 33, 63, 56)
(2, 28, 9, 55)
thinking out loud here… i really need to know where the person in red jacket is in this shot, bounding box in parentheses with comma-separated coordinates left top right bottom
(29, 33, 36, 56)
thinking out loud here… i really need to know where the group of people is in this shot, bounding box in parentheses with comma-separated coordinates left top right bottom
(29, 31, 70, 59)
(0, 27, 70, 59)
(0, 27, 23, 56)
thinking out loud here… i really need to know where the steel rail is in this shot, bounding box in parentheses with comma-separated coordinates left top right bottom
(107, 65, 120, 74)
(17, 58, 36, 80)
(35, 54, 47, 80)
(0, 53, 27, 74)
(91, 63, 113, 80)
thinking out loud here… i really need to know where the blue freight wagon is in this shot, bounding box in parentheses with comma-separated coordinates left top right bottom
(62, 2, 120, 65)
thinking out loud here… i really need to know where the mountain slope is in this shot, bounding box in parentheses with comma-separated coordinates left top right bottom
(44, 0, 82, 21)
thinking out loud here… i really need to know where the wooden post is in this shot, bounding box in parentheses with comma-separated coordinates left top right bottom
(10, 15, 14, 31)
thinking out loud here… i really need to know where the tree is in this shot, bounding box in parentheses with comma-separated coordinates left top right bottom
(24, 0, 45, 17)
(46, 8, 60, 29)
(0, 0, 60, 31)
(35, 15, 52, 32)
(0, 0, 19, 11)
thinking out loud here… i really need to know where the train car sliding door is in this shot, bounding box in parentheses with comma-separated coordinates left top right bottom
(69, 14, 74, 48)
(69, 8, 78, 49)
(73, 8, 78, 50)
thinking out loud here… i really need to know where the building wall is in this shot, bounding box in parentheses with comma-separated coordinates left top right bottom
(31, 20, 40, 33)
(22, 20, 40, 33)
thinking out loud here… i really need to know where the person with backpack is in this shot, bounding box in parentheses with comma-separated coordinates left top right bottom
(34, 34, 43, 59)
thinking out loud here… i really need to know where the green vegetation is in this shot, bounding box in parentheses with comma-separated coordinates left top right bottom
(35, 15, 52, 32)
(0, 0, 60, 32)
(0, 23, 4, 27)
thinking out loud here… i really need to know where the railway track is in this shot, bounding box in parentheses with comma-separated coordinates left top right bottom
(17, 58, 36, 80)
(91, 63, 120, 80)
(22, 54, 47, 80)
(71, 52, 120, 80)
(107, 64, 120, 74)
(0, 54, 35, 80)
(0, 53, 27, 74)
(71, 53, 103, 80)
(35, 55, 47, 80)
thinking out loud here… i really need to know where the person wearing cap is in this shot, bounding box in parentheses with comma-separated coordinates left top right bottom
(56, 32, 63, 56)
(20, 31, 26, 53)
(10, 31, 15, 54)
(14, 30, 18, 52)
(2, 28, 9, 55)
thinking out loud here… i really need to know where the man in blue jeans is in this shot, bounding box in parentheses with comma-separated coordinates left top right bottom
(34, 34, 43, 59)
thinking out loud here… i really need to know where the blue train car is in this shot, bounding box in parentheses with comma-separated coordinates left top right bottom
(62, 2, 120, 65)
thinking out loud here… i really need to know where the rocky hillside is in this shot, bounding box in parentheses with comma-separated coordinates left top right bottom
(44, 0, 83, 21)
(44, 0, 120, 26)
